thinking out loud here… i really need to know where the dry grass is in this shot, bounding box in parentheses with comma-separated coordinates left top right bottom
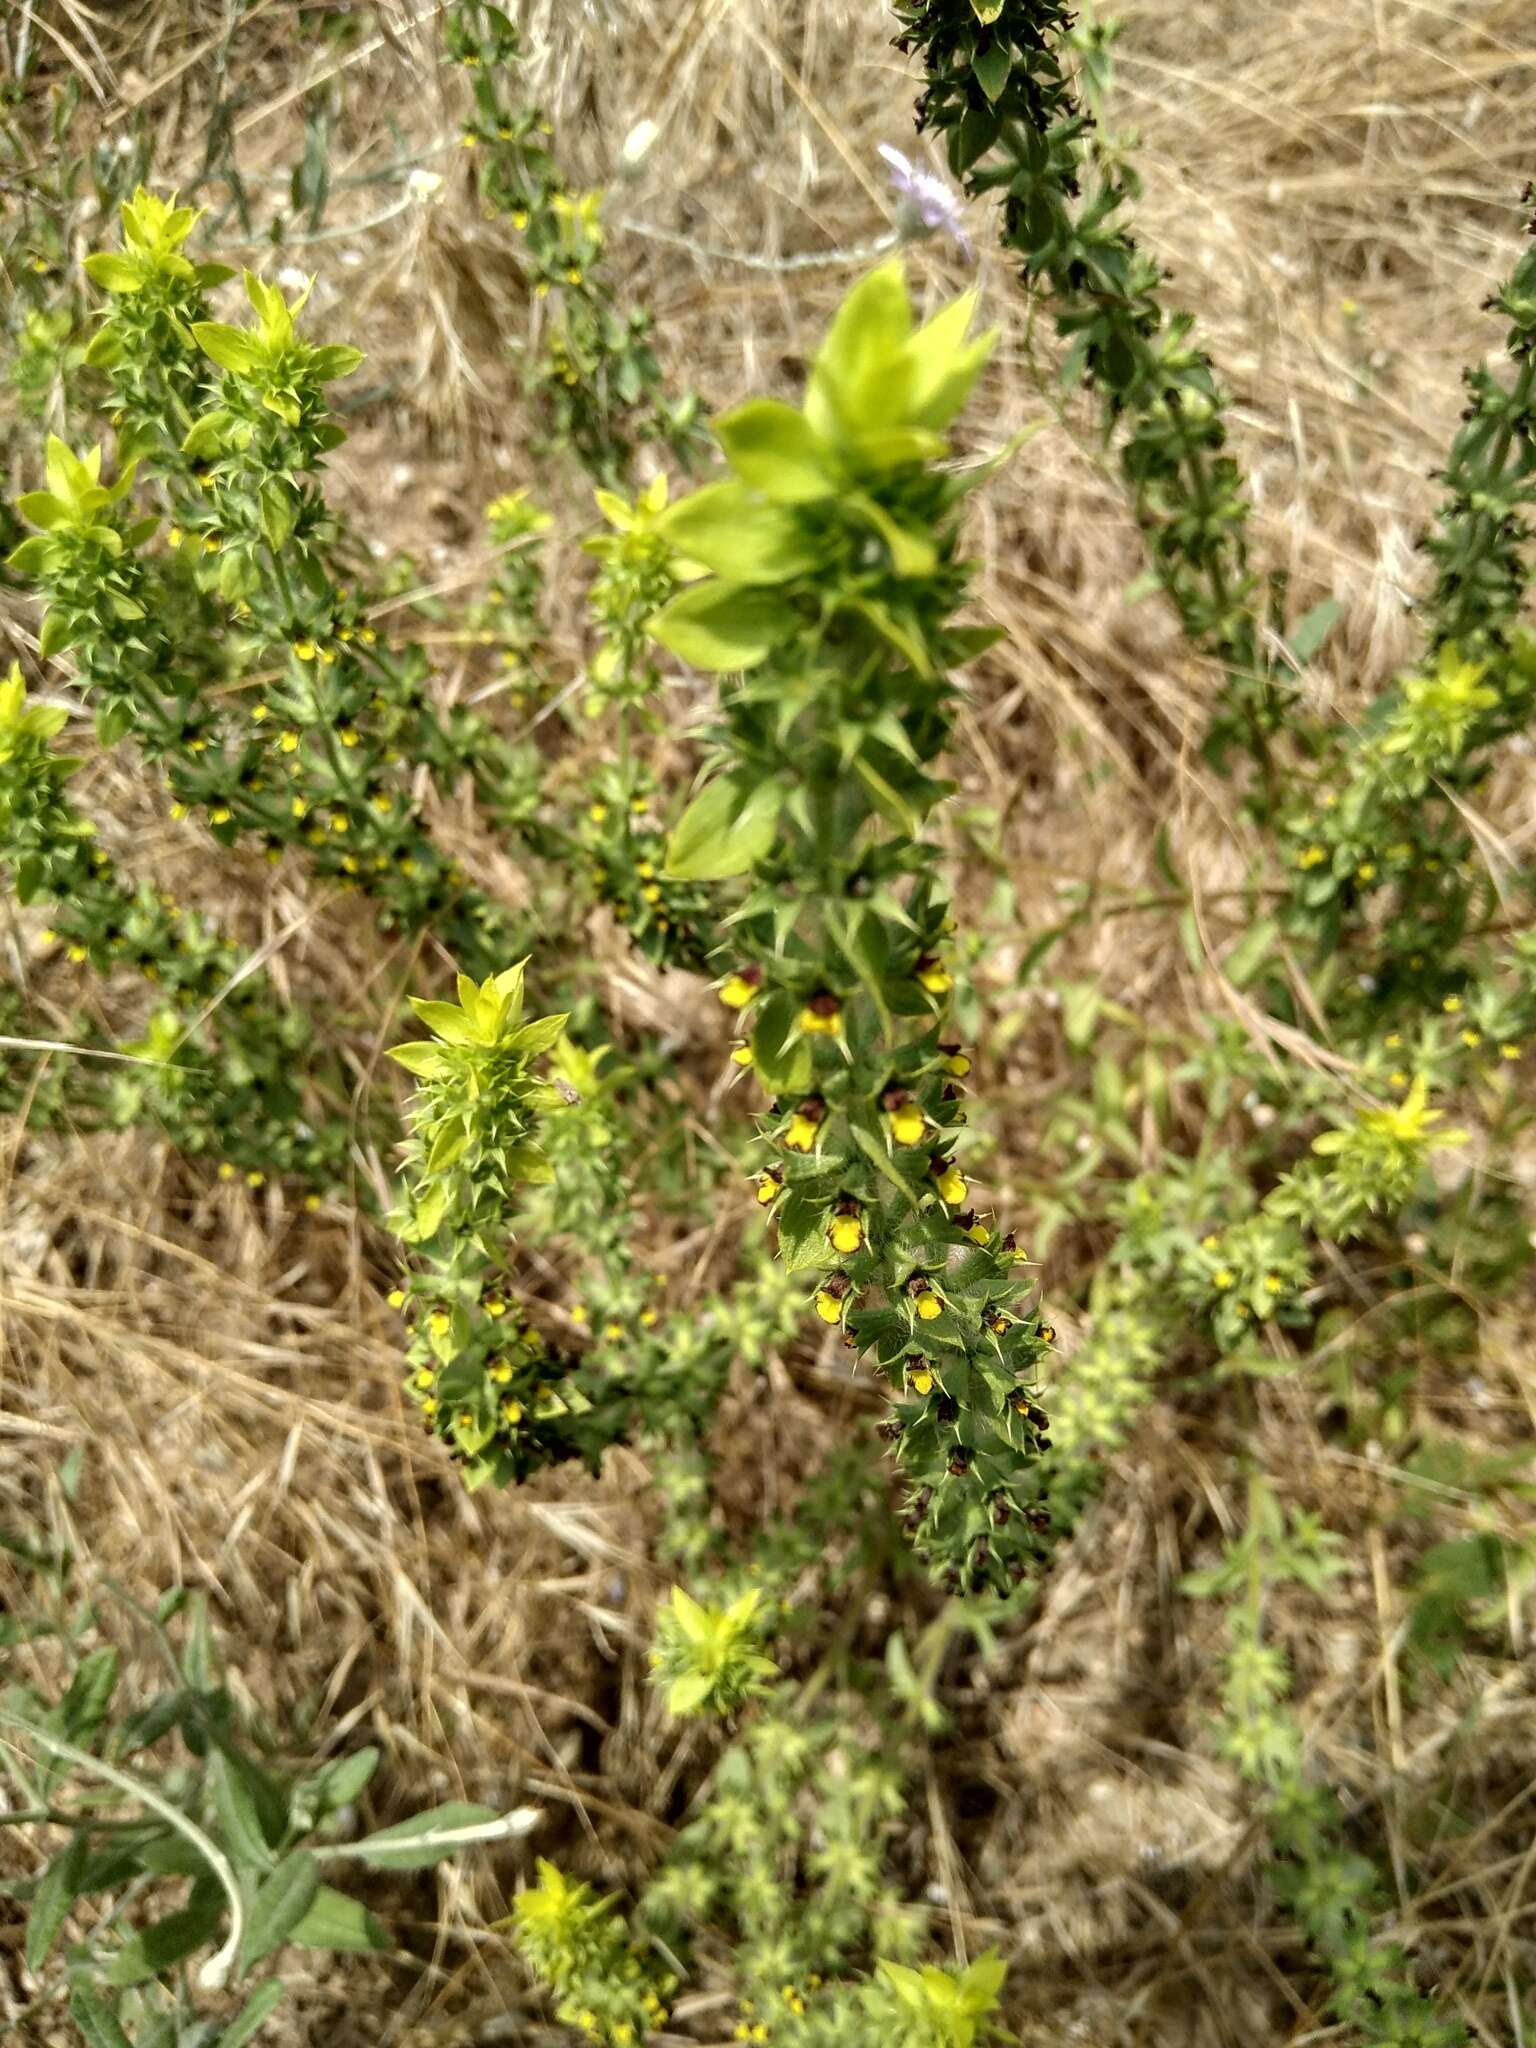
(3, 0, 1536, 2042)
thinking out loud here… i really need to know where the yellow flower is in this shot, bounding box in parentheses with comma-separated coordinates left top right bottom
(490, 1361, 513, 1384)
(799, 993, 841, 1034)
(639, 1307, 658, 1327)
(1213, 1267, 1234, 1290)
(218, 1163, 236, 1181)
(1201, 1233, 1220, 1250)
(814, 1289, 844, 1325)
(916, 956, 953, 995)
(570, 1304, 588, 1325)
(888, 1104, 925, 1147)
(966, 1220, 991, 1245)
(1442, 995, 1463, 1014)
(293, 639, 317, 661)
(1461, 1029, 1482, 1048)
(246, 1170, 265, 1188)
(915, 1293, 942, 1322)
(1297, 845, 1326, 870)
(942, 1046, 971, 1078)
(1356, 861, 1376, 882)
(429, 1312, 451, 1338)
(718, 971, 761, 1010)
(756, 1172, 783, 1206)
(387, 1288, 406, 1309)
(414, 1368, 435, 1390)
(933, 1164, 967, 1206)
(1264, 1274, 1283, 1295)
(784, 1114, 819, 1153)
(1501, 1043, 1522, 1061)
(604, 1321, 624, 1341)
(829, 1213, 863, 1255)
(67, 944, 88, 963)
(730, 1043, 754, 1067)
(338, 725, 359, 748)
(210, 805, 232, 825)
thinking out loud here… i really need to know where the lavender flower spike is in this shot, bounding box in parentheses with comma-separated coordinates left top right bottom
(878, 144, 972, 259)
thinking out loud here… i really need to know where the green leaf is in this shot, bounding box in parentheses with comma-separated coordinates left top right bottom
(712, 399, 836, 502)
(972, 39, 1011, 101)
(665, 775, 784, 880)
(1287, 596, 1345, 667)
(657, 481, 816, 584)
(750, 992, 813, 1095)
(846, 491, 936, 577)
(347, 1801, 502, 1870)
(25, 1832, 88, 1973)
(650, 580, 793, 671)
(83, 252, 144, 293)
(60, 1647, 118, 1745)
(807, 260, 912, 438)
(16, 490, 68, 531)
(385, 1041, 447, 1078)
(217, 1978, 288, 2048)
(970, 0, 1004, 19)
(1225, 917, 1278, 990)
(407, 999, 479, 1045)
(776, 1189, 828, 1275)
(207, 1749, 275, 1873)
(106, 1881, 225, 1986)
(239, 1849, 320, 1973)
(308, 344, 365, 383)
(289, 1884, 391, 1953)
(192, 322, 263, 375)
(68, 1984, 133, 2048)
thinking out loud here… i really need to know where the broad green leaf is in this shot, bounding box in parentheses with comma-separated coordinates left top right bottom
(712, 399, 836, 502)
(289, 1884, 390, 1953)
(407, 999, 479, 1045)
(657, 481, 816, 585)
(972, 39, 1010, 101)
(83, 252, 144, 293)
(665, 775, 784, 880)
(650, 580, 793, 671)
(105, 1882, 225, 1986)
(192, 323, 263, 375)
(239, 1849, 320, 1973)
(776, 1189, 829, 1275)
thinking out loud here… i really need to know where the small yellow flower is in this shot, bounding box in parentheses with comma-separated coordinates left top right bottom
(1297, 845, 1326, 870)
(966, 1220, 991, 1245)
(915, 1292, 942, 1322)
(916, 956, 953, 995)
(1385, 1032, 1403, 1050)
(641, 883, 662, 904)
(604, 1321, 624, 1341)
(338, 725, 359, 748)
(1442, 995, 1463, 1014)
(246, 1170, 265, 1188)
(889, 1104, 926, 1147)
(218, 1163, 236, 1181)
(730, 1043, 754, 1067)
(570, 1304, 588, 1325)
(718, 971, 761, 1010)
(815, 1289, 844, 1325)
(420, 1396, 438, 1418)
(429, 1312, 452, 1338)
(829, 1212, 864, 1255)
(1213, 1267, 1234, 1290)
(209, 805, 232, 825)
(1501, 1043, 1522, 1061)
(291, 796, 308, 818)
(302, 1192, 321, 1211)
(639, 1307, 658, 1327)
(387, 1288, 406, 1309)
(756, 1172, 782, 1206)
(1390, 1069, 1409, 1089)
(784, 1113, 819, 1153)
(932, 1164, 967, 1206)
(1264, 1274, 1283, 1295)
(293, 639, 317, 661)
(250, 702, 269, 722)
(1461, 1028, 1482, 1048)
(414, 1368, 435, 1390)
(489, 1361, 513, 1384)
(1201, 1233, 1220, 1250)
(67, 944, 88, 963)
(942, 1047, 971, 1078)
(799, 993, 841, 1035)
(485, 1296, 507, 1318)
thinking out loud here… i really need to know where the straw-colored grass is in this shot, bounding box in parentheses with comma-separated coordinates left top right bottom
(2, 2, 1534, 2042)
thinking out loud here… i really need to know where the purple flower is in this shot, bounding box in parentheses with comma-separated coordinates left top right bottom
(878, 144, 972, 259)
